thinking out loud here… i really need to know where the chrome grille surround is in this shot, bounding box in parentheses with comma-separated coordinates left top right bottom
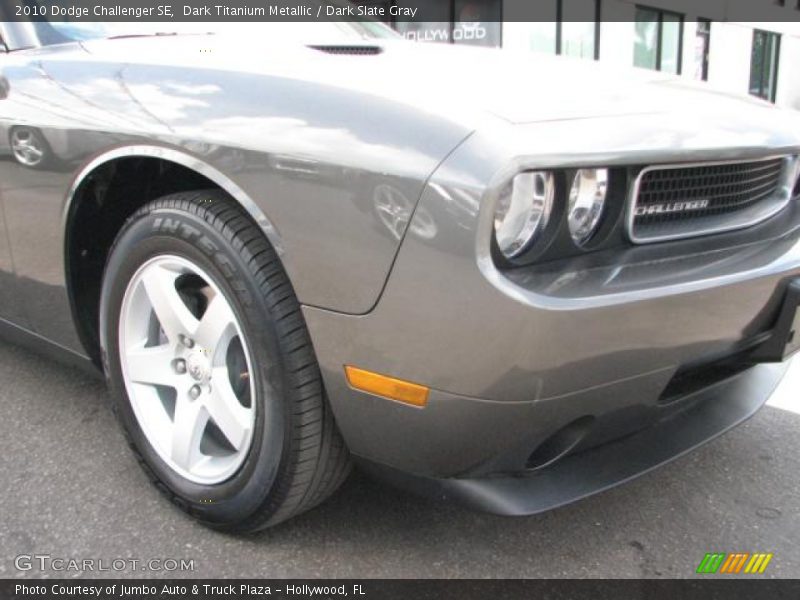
(627, 155, 799, 244)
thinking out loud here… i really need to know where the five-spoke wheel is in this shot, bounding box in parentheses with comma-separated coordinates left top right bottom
(101, 190, 351, 532)
(9, 127, 50, 168)
(119, 256, 255, 484)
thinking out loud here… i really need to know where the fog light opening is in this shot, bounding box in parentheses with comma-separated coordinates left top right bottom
(525, 416, 595, 471)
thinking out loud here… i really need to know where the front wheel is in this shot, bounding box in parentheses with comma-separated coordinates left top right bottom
(100, 190, 351, 532)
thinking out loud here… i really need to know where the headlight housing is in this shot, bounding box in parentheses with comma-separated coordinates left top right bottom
(494, 171, 555, 259)
(568, 169, 608, 246)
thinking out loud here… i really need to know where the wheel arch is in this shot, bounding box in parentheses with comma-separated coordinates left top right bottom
(63, 144, 283, 366)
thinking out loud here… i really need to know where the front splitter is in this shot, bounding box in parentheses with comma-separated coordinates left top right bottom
(358, 362, 789, 516)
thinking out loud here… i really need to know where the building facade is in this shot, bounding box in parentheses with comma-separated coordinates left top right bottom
(374, 0, 800, 110)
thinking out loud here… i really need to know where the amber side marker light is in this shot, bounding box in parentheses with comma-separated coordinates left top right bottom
(344, 366, 429, 407)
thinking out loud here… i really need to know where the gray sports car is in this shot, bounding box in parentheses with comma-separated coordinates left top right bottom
(1, 15, 800, 532)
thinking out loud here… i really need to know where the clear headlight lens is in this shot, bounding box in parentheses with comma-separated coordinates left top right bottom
(568, 169, 608, 246)
(494, 171, 555, 259)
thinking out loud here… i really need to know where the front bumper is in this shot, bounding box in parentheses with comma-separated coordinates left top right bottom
(304, 126, 800, 500)
(357, 362, 789, 516)
(305, 186, 800, 479)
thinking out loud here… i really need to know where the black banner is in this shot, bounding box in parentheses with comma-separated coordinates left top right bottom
(3, 580, 800, 600)
(2, 0, 800, 22)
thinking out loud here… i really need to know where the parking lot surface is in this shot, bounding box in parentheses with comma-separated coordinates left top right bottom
(0, 340, 798, 578)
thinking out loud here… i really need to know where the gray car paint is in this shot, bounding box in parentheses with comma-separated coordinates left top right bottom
(304, 116, 800, 475)
(0, 36, 477, 350)
(0, 190, 20, 323)
(1, 25, 800, 485)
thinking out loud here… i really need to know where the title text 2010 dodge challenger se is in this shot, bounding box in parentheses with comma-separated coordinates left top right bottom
(0, 17, 799, 532)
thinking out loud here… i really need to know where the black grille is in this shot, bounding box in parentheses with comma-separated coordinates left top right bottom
(630, 158, 787, 242)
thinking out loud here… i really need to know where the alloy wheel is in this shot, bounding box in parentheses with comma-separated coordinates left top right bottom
(10, 128, 46, 167)
(118, 255, 256, 485)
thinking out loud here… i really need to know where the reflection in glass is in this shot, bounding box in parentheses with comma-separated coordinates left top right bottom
(660, 14, 681, 74)
(454, 0, 502, 47)
(523, 22, 558, 54)
(694, 19, 711, 81)
(634, 7, 683, 74)
(560, 0, 597, 59)
(504, 1, 596, 59)
(392, 0, 501, 47)
(561, 22, 596, 59)
(634, 8, 658, 70)
(750, 30, 780, 102)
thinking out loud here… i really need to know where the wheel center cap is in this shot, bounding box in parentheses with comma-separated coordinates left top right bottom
(186, 352, 211, 382)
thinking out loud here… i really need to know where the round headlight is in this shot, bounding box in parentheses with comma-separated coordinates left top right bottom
(494, 171, 555, 259)
(568, 169, 608, 246)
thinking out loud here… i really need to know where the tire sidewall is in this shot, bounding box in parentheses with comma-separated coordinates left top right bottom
(100, 206, 292, 526)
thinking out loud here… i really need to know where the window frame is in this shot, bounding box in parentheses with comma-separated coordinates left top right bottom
(555, 0, 602, 60)
(695, 18, 711, 81)
(750, 29, 781, 103)
(634, 4, 685, 74)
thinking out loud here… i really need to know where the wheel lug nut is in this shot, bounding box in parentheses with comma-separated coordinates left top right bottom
(180, 335, 195, 349)
(189, 385, 202, 400)
(174, 359, 187, 374)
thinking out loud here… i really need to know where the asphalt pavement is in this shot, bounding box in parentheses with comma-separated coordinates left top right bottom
(0, 339, 798, 579)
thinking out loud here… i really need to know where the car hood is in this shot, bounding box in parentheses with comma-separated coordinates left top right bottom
(345, 40, 777, 125)
(80, 35, 782, 128)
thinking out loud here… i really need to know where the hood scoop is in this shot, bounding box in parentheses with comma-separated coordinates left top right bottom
(308, 45, 383, 56)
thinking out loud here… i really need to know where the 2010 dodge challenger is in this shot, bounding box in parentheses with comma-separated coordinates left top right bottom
(1, 14, 799, 532)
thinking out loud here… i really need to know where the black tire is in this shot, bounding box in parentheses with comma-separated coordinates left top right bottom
(99, 190, 351, 532)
